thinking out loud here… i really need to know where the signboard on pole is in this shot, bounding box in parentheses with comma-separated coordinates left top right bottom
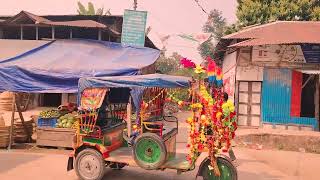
(121, 9, 147, 47)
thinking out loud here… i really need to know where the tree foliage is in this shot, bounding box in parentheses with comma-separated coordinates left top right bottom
(237, 0, 320, 27)
(77, 1, 111, 16)
(198, 9, 226, 61)
(155, 51, 181, 75)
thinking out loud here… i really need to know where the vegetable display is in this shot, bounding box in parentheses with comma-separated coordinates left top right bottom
(56, 112, 78, 128)
(39, 109, 60, 118)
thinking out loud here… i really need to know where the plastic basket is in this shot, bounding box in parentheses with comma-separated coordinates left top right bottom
(37, 118, 57, 128)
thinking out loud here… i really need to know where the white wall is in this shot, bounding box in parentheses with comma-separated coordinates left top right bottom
(252, 45, 306, 63)
(236, 66, 264, 81)
(223, 51, 237, 102)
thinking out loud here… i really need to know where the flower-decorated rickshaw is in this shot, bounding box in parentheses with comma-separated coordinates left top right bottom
(67, 67, 237, 180)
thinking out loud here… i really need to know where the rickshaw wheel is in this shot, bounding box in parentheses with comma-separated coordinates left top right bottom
(109, 163, 126, 170)
(75, 149, 106, 180)
(133, 133, 167, 170)
(201, 157, 237, 180)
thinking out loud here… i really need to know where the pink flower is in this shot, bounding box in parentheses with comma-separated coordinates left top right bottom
(180, 57, 196, 68)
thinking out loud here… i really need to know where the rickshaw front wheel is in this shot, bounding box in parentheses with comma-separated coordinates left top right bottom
(75, 148, 106, 180)
(200, 157, 237, 180)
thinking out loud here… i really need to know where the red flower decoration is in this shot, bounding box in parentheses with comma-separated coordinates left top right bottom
(180, 58, 196, 68)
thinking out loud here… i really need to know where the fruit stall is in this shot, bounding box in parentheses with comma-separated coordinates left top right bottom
(36, 105, 78, 148)
(0, 39, 160, 149)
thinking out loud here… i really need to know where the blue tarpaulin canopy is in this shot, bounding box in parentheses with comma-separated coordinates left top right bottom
(78, 73, 191, 111)
(78, 73, 191, 92)
(0, 39, 160, 93)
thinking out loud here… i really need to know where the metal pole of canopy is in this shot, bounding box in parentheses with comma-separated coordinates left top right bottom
(8, 94, 16, 150)
(127, 98, 132, 138)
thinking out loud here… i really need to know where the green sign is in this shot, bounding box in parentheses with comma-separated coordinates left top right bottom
(121, 9, 147, 47)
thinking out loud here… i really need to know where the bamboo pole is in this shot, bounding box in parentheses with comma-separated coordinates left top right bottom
(8, 94, 16, 150)
(15, 94, 31, 142)
(133, 0, 138, 10)
(315, 75, 319, 131)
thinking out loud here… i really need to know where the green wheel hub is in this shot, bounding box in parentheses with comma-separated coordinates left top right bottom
(206, 161, 232, 180)
(133, 133, 167, 170)
(136, 138, 161, 163)
(201, 157, 237, 180)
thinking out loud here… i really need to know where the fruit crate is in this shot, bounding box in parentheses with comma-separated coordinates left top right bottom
(37, 118, 57, 128)
(37, 127, 76, 148)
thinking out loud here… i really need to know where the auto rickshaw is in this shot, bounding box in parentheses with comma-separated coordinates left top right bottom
(67, 73, 237, 180)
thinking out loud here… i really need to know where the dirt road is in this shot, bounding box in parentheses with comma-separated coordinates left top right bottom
(1, 146, 319, 180)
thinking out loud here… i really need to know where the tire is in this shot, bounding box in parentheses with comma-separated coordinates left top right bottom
(201, 157, 237, 180)
(133, 133, 167, 170)
(75, 149, 106, 180)
(109, 163, 126, 170)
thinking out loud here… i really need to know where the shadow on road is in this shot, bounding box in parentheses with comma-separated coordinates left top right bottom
(101, 167, 197, 180)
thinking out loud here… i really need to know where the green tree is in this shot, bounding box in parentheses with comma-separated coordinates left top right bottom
(198, 9, 227, 61)
(77, 1, 111, 15)
(237, 0, 320, 27)
(155, 50, 181, 74)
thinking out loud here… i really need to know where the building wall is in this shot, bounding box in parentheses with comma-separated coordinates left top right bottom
(223, 51, 237, 102)
(224, 45, 319, 129)
(262, 68, 318, 130)
(262, 68, 292, 123)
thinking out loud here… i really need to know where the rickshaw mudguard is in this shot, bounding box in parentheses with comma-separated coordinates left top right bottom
(67, 142, 110, 171)
(196, 154, 233, 177)
(67, 157, 74, 171)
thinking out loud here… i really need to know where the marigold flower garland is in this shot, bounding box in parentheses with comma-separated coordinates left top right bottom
(179, 57, 237, 172)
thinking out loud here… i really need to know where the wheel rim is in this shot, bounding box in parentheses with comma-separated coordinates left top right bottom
(78, 153, 101, 179)
(136, 138, 161, 164)
(206, 161, 233, 180)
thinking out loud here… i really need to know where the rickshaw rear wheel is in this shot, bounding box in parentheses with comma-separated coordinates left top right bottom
(133, 133, 167, 170)
(75, 148, 106, 180)
(201, 157, 237, 180)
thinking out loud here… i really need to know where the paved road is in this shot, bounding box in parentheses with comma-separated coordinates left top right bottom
(1, 146, 319, 180)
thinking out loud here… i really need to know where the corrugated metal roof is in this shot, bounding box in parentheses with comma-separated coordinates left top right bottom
(0, 39, 52, 60)
(40, 20, 107, 28)
(297, 70, 320, 74)
(4, 11, 51, 24)
(3, 11, 108, 29)
(224, 21, 320, 47)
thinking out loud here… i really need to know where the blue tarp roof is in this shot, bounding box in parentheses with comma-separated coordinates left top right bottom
(78, 73, 191, 92)
(78, 74, 191, 108)
(0, 39, 160, 93)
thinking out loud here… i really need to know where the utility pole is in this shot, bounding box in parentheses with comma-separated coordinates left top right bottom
(133, 0, 138, 10)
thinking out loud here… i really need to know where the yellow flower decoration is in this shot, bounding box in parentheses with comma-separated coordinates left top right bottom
(194, 65, 205, 74)
(229, 106, 235, 112)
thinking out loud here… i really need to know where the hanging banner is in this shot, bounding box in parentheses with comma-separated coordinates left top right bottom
(301, 44, 320, 63)
(81, 88, 108, 109)
(177, 33, 211, 44)
(121, 9, 148, 47)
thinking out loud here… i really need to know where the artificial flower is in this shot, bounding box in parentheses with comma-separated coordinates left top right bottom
(194, 65, 206, 74)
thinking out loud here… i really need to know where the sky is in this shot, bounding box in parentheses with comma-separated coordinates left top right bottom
(1, 0, 237, 63)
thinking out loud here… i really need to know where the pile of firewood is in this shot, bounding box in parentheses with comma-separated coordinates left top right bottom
(0, 116, 10, 148)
